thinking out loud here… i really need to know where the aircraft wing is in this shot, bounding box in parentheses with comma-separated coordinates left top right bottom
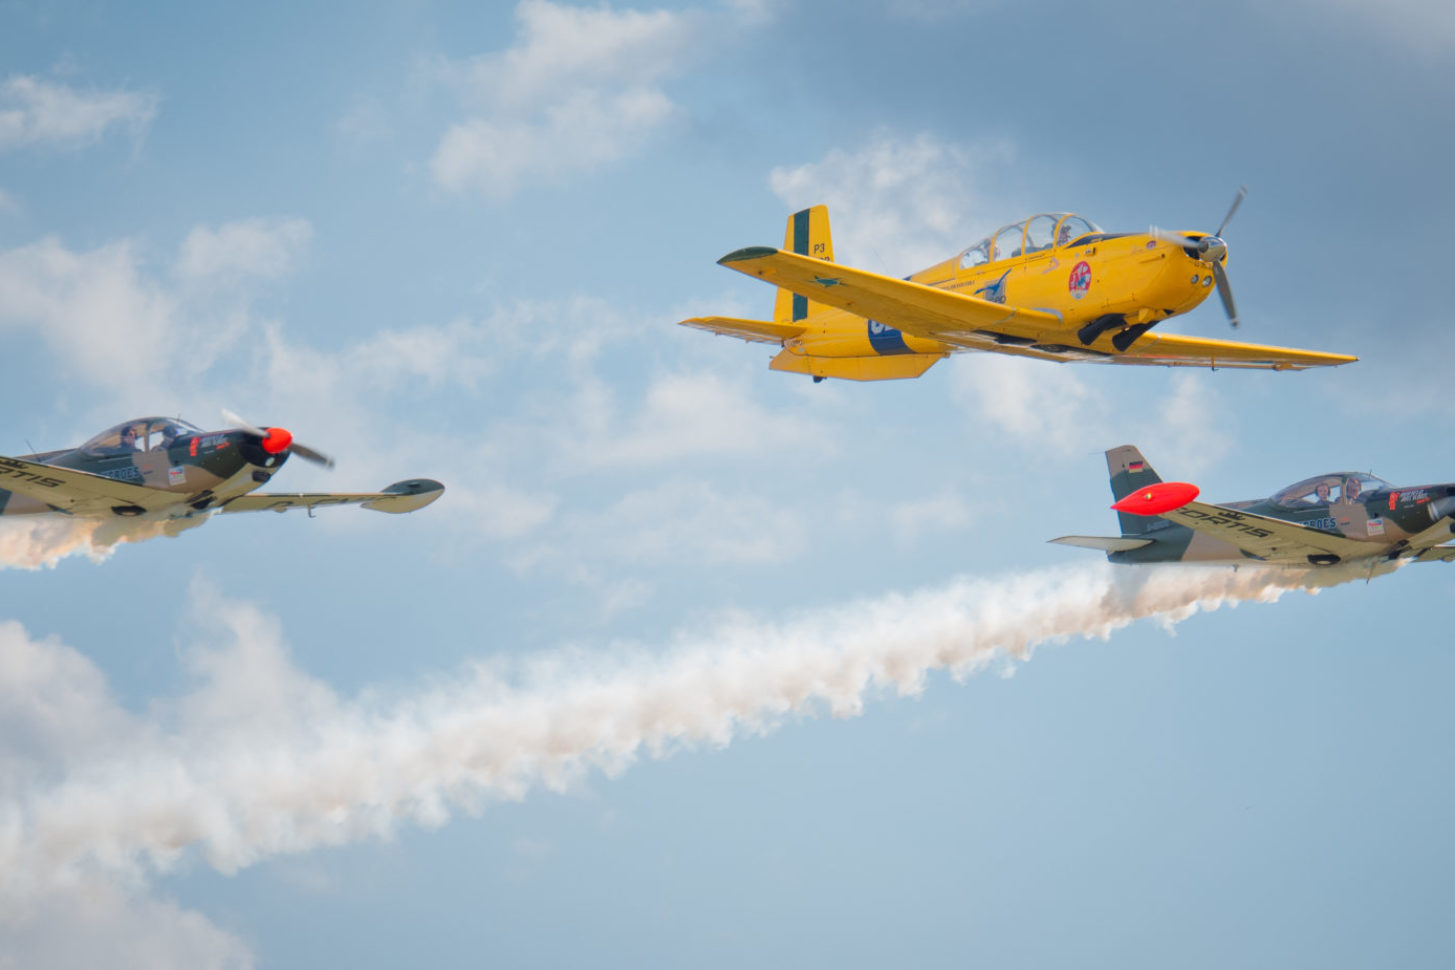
(0, 454, 174, 515)
(1102, 332, 1357, 371)
(717, 247, 1058, 343)
(718, 247, 1357, 370)
(1160, 500, 1380, 562)
(218, 478, 444, 515)
(1412, 546, 1455, 563)
(679, 316, 806, 344)
(1391, 515, 1455, 555)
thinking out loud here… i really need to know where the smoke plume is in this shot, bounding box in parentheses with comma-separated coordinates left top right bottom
(0, 514, 209, 569)
(0, 563, 1324, 898)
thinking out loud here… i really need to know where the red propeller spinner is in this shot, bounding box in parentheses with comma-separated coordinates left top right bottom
(261, 427, 293, 455)
(1111, 481, 1200, 516)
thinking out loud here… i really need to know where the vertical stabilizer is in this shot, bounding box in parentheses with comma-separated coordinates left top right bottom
(773, 205, 835, 324)
(1106, 445, 1164, 535)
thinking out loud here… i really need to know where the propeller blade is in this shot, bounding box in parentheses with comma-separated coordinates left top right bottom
(1148, 226, 1202, 249)
(1211, 260, 1240, 329)
(220, 407, 268, 438)
(222, 408, 335, 468)
(1215, 185, 1247, 238)
(290, 442, 335, 469)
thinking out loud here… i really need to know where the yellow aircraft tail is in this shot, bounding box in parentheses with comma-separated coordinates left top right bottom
(773, 205, 835, 324)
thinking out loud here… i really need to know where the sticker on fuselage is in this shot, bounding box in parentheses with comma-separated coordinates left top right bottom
(1068, 261, 1091, 300)
(168, 466, 187, 486)
(1367, 517, 1386, 537)
(867, 320, 913, 355)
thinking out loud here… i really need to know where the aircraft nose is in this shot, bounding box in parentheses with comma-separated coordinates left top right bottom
(1198, 235, 1228, 262)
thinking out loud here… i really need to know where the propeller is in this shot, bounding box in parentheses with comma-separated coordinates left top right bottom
(1149, 185, 1247, 329)
(220, 408, 335, 468)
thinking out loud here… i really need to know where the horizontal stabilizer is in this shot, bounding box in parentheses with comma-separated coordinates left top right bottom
(679, 316, 805, 344)
(1049, 535, 1155, 552)
(769, 348, 944, 381)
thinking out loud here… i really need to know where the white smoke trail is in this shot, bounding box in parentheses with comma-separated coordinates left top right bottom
(0, 514, 210, 569)
(0, 562, 1324, 898)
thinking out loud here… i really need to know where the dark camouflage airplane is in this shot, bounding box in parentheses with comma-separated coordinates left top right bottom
(0, 413, 443, 530)
(1052, 445, 1455, 571)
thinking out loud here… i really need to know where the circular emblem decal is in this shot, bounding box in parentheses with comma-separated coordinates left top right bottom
(1068, 261, 1091, 300)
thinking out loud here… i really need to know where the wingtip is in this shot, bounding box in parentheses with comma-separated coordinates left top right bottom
(718, 246, 779, 265)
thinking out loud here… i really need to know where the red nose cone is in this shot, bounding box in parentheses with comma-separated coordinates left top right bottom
(261, 427, 293, 455)
(1111, 481, 1200, 516)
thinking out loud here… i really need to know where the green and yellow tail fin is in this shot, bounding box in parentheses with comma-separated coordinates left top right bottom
(772, 205, 835, 324)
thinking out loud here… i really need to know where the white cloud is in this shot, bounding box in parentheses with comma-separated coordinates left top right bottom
(0, 621, 143, 793)
(518, 477, 805, 576)
(889, 490, 971, 541)
(432, 89, 676, 197)
(428, 0, 691, 197)
(769, 131, 1019, 272)
(0, 619, 253, 968)
(947, 355, 1232, 476)
(439, 0, 689, 111)
(1292, 0, 1455, 51)
(2, 882, 254, 970)
(0, 219, 309, 400)
(0, 75, 158, 152)
(335, 96, 390, 144)
(559, 370, 834, 472)
(949, 355, 1100, 456)
(0, 235, 181, 394)
(176, 218, 313, 285)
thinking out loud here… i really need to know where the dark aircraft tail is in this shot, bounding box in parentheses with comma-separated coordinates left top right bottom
(1106, 445, 1164, 536)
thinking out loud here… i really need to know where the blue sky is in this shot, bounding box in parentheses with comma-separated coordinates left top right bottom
(3, 1, 1455, 967)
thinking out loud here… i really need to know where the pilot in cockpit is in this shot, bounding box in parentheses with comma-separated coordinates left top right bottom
(1314, 482, 1331, 504)
(1344, 477, 1363, 503)
(118, 425, 140, 452)
(157, 424, 184, 451)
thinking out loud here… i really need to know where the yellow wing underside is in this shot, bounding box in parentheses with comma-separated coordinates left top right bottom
(716, 247, 1358, 370)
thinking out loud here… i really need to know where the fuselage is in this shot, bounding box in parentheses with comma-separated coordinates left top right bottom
(1110, 478, 1455, 566)
(0, 417, 288, 518)
(783, 213, 1223, 362)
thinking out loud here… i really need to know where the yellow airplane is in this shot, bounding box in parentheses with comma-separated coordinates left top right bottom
(680, 193, 1357, 382)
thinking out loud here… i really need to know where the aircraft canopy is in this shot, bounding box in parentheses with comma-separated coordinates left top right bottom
(958, 213, 1103, 269)
(1269, 472, 1391, 508)
(81, 417, 205, 455)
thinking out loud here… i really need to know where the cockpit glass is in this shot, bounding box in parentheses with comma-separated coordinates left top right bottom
(991, 224, 1024, 261)
(1270, 472, 1391, 508)
(80, 417, 204, 455)
(959, 241, 990, 269)
(1055, 215, 1098, 247)
(959, 214, 1103, 268)
(1023, 214, 1059, 253)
